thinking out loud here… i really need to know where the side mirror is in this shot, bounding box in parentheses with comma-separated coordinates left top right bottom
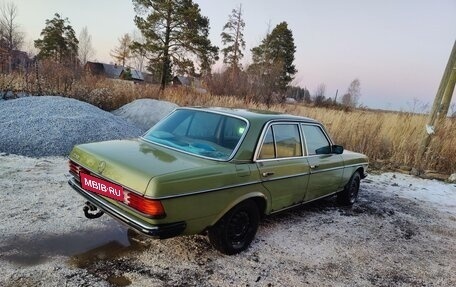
(332, 145, 344, 154)
(315, 146, 331, 154)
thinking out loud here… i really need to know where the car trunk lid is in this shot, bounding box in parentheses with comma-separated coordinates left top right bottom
(69, 139, 214, 195)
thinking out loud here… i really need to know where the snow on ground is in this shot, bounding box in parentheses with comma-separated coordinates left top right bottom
(365, 172, 456, 215)
(112, 99, 178, 132)
(0, 96, 143, 157)
(1, 154, 455, 287)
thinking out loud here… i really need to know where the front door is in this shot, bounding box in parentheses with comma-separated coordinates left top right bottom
(301, 124, 344, 201)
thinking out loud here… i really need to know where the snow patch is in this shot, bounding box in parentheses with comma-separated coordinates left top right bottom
(365, 172, 456, 215)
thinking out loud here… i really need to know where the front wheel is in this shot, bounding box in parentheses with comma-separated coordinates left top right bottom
(337, 171, 361, 206)
(208, 200, 260, 255)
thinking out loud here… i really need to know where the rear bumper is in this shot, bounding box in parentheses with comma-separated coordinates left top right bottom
(68, 178, 186, 239)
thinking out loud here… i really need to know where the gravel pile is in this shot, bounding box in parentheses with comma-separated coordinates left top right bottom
(112, 98, 178, 131)
(0, 96, 143, 157)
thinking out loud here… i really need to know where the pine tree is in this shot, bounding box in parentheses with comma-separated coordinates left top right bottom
(220, 4, 245, 71)
(34, 13, 78, 65)
(250, 22, 296, 92)
(131, 0, 219, 90)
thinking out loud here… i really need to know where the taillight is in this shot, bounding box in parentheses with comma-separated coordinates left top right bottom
(69, 160, 89, 180)
(125, 191, 166, 218)
(69, 160, 79, 175)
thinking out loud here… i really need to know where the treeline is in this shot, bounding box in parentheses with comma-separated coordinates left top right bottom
(2, 0, 361, 109)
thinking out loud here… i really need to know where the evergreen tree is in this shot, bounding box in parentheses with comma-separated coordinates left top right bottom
(111, 33, 132, 67)
(220, 4, 245, 71)
(250, 22, 296, 92)
(34, 13, 78, 64)
(131, 0, 219, 90)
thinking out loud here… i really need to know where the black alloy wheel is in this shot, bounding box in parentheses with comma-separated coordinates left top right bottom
(208, 200, 260, 255)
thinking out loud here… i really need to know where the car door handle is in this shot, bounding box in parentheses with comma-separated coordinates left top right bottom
(262, 172, 275, 177)
(310, 165, 319, 169)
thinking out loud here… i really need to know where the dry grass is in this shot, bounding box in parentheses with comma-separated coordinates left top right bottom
(2, 74, 455, 175)
(160, 87, 455, 175)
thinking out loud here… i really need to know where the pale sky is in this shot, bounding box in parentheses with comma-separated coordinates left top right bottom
(14, 0, 456, 111)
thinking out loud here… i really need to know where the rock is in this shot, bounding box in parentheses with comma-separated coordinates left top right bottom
(410, 168, 420, 176)
(448, 173, 456, 183)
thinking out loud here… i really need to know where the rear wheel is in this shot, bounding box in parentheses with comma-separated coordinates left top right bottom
(208, 200, 260, 255)
(337, 171, 361, 206)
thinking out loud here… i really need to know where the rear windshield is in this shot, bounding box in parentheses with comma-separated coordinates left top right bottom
(142, 109, 248, 160)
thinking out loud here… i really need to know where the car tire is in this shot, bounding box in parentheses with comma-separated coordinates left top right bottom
(208, 200, 260, 255)
(337, 171, 361, 206)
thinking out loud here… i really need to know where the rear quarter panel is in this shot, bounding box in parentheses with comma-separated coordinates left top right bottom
(144, 163, 271, 235)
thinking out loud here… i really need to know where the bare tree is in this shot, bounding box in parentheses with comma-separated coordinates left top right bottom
(313, 83, 326, 105)
(25, 39, 38, 58)
(78, 26, 95, 65)
(342, 78, 361, 107)
(110, 33, 132, 67)
(131, 30, 146, 72)
(0, 1, 24, 72)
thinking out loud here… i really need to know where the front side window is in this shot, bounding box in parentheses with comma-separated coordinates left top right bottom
(258, 124, 303, 159)
(302, 125, 331, 155)
(142, 109, 248, 160)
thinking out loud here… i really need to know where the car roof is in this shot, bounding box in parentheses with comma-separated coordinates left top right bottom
(179, 106, 320, 125)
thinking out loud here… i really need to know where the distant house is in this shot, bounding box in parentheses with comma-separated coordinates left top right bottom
(173, 76, 192, 86)
(173, 76, 204, 88)
(173, 76, 207, 93)
(0, 38, 30, 73)
(84, 61, 145, 83)
(142, 72, 157, 84)
(11, 50, 30, 71)
(128, 68, 144, 81)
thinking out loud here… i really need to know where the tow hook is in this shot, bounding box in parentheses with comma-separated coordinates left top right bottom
(83, 201, 104, 219)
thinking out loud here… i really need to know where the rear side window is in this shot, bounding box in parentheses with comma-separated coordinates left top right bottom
(258, 124, 303, 159)
(302, 125, 331, 155)
(258, 127, 275, 159)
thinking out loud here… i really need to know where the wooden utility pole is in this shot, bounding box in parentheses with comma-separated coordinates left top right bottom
(438, 67, 456, 122)
(416, 40, 456, 167)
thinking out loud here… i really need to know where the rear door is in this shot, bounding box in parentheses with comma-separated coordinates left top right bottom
(301, 124, 344, 201)
(255, 123, 310, 212)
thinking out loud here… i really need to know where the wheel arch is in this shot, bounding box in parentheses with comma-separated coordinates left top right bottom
(209, 192, 268, 227)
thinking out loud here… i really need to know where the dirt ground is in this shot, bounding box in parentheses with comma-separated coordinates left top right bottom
(0, 154, 455, 287)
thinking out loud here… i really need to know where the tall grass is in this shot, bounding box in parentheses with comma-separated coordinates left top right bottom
(161, 87, 455, 175)
(2, 74, 455, 175)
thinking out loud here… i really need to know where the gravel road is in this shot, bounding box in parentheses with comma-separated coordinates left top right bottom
(1, 154, 455, 287)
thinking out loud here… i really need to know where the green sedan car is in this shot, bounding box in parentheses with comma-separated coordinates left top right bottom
(68, 107, 368, 254)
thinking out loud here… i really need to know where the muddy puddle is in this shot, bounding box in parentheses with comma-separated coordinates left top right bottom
(0, 222, 134, 267)
(70, 228, 151, 268)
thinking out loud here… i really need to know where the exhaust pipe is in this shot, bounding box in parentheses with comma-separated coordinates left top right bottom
(83, 201, 104, 219)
